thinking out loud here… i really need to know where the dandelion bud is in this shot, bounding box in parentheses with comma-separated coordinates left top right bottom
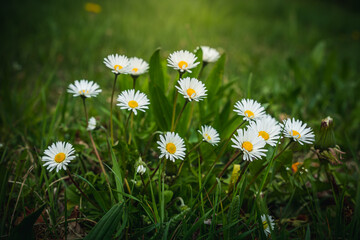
(315, 116, 335, 151)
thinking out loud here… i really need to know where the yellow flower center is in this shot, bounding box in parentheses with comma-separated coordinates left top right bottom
(186, 88, 196, 98)
(258, 131, 270, 140)
(291, 130, 301, 139)
(242, 141, 253, 152)
(54, 153, 66, 163)
(114, 65, 123, 71)
(166, 143, 176, 154)
(78, 90, 89, 94)
(178, 61, 188, 69)
(205, 133, 212, 141)
(263, 220, 268, 230)
(132, 68, 138, 73)
(244, 110, 254, 119)
(128, 100, 138, 108)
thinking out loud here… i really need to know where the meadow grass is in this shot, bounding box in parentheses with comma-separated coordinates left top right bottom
(1, 0, 360, 239)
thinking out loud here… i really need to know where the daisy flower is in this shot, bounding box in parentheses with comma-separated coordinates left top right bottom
(248, 115, 282, 146)
(87, 117, 96, 131)
(67, 80, 102, 98)
(42, 142, 76, 172)
(234, 99, 266, 121)
(198, 125, 220, 146)
(116, 89, 150, 115)
(136, 165, 146, 175)
(157, 132, 186, 162)
(231, 128, 267, 161)
(199, 46, 220, 63)
(283, 118, 315, 145)
(167, 50, 200, 73)
(103, 54, 129, 74)
(127, 57, 149, 76)
(176, 77, 207, 102)
(261, 214, 275, 237)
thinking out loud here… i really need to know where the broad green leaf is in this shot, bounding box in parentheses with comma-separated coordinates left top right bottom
(84, 204, 123, 240)
(148, 49, 172, 130)
(9, 204, 46, 240)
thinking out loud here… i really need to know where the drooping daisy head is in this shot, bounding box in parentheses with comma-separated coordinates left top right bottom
(248, 115, 282, 147)
(167, 50, 200, 73)
(234, 99, 266, 121)
(116, 89, 150, 115)
(261, 214, 275, 237)
(176, 77, 207, 102)
(199, 46, 220, 63)
(87, 117, 96, 131)
(231, 128, 267, 161)
(127, 57, 149, 76)
(198, 125, 220, 146)
(283, 118, 315, 145)
(67, 80, 102, 98)
(42, 141, 76, 172)
(157, 132, 186, 162)
(103, 54, 130, 74)
(136, 165, 146, 175)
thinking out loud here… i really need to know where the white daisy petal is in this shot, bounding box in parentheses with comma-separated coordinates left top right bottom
(87, 117, 97, 131)
(234, 99, 266, 121)
(198, 46, 220, 63)
(136, 165, 146, 175)
(127, 57, 149, 76)
(231, 128, 267, 161)
(116, 89, 150, 115)
(283, 118, 315, 145)
(167, 50, 200, 73)
(198, 125, 220, 146)
(103, 54, 130, 74)
(41, 141, 76, 172)
(247, 115, 282, 146)
(175, 77, 207, 102)
(157, 132, 186, 162)
(261, 215, 275, 237)
(67, 80, 102, 98)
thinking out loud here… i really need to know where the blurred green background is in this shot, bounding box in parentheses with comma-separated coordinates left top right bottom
(1, 0, 359, 152)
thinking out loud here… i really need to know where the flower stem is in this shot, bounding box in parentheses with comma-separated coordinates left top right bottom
(132, 75, 138, 89)
(173, 101, 188, 131)
(110, 74, 118, 145)
(170, 71, 184, 131)
(205, 120, 246, 176)
(198, 62, 208, 80)
(207, 151, 242, 195)
(82, 98, 111, 195)
(176, 141, 203, 178)
(66, 169, 101, 210)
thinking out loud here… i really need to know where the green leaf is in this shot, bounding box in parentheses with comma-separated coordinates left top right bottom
(84, 204, 123, 240)
(9, 204, 46, 240)
(206, 53, 226, 99)
(148, 49, 172, 130)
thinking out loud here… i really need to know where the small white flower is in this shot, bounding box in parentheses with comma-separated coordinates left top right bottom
(248, 115, 282, 146)
(167, 50, 200, 73)
(87, 117, 96, 131)
(198, 125, 220, 146)
(231, 128, 267, 161)
(127, 57, 149, 76)
(283, 118, 315, 145)
(116, 89, 150, 115)
(42, 142, 76, 172)
(199, 46, 220, 63)
(176, 77, 207, 102)
(67, 80, 102, 98)
(103, 54, 130, 74)
(157, 132, 186, 162)
(261, 214, 275, 237)
(234, 99, 266, 121)
(136, 165, 146, 175)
